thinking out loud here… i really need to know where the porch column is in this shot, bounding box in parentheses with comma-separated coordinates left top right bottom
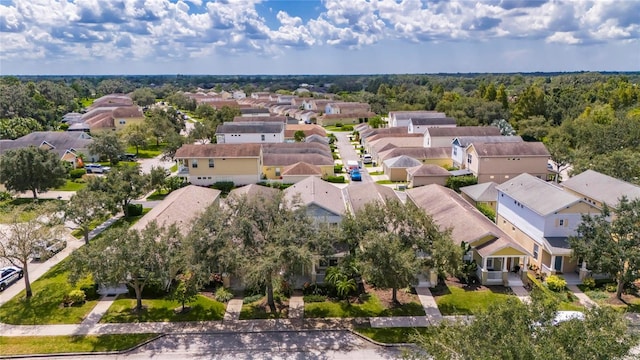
(579, 260, 589, 281)
(502, 257, 508, 271)
(482, 256, 487, 270)
(311, 259, 317, 283)
(550, 255, 556, 274)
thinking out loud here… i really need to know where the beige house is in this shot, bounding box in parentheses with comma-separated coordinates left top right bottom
(383, 155, 422, 182)
(342, 182, 399, 214)
(496, 173, 600, 277)
(561, 169, 640, 210)
(262, 153, 334, 180)
(406, 164, 451, 188)
(466, 141, 551, 184)
(407, 184, 532, 286)
(175, 144, 262, 186)
(284, 176, 346, 225)
(317, 112, 376, 126)
(377, 147, 452, 167)
(424, 126, 501, 148)
(368, 137, 424, 161)
(460, 182, 499, 211)
(281, 162, 323, 184)
(284, 124, 327, 140)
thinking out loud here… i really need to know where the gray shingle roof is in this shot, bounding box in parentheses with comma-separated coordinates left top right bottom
(453, 135, 523, 147)
(383, 155, 422, 168)
(496, 173, 581, 216)
(216, 122, 284, 134)
(390, 111, 446, 119)
(460, 182, 499, 202)
(561, 170, 640, 207)
(471, 141, 550, 157)
(263, 153, 334, 166)
(343, 183, 399, 213)
(284, 176, 346, 216)
(0, 131, 93, 158)
(409, 117, 456, 126)
(175, 144, 262, 158)
(378, 147, 450, 162)
(427, 126, 501, 137)
(406, 164, 451, 177)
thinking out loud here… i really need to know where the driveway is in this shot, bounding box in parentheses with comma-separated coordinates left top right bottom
(41, 331, 408, 360)
(332, 132, 374, 184)
(138, 154, 175, 175)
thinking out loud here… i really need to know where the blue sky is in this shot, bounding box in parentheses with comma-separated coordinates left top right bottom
(0, 0, 638, 75)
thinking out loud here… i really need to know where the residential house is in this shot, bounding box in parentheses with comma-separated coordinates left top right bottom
(362, 134, 422, 155)
(317, 112, 376, 126)
(407, 184, 533, 286)
(561, 169, 640, 210)
(451, 136, 523, 169)
(407, 117, 457, 134)
(112, 106, 145, 130)
(305, 134, 330, 145)
(388, 111, 447, 128)
(360, 127, 409, 144)
(215, 122, 285, 144)
(281, 162, 323, 184)
(239, 108, 271, 117)
(342, 182, 399, 214)
(377, 147, 452, 168)
(406, 164, 451, 188)
(233, 116, 287, 123)
(174, 144, 262, 186)
(460, 182, 499, 211)
(383, 155, 422, 182)
(495, 173, 600, 277)
(325, 102, 371, 115)
(262, 153, 334, 180)
(250, 92, 272, 99)
(367, 137, 424, 161)
(284, 124, 327, 140)
(465, 141, 551, 184)
(0, 131, 98, 165)
(424, 126, 501, 148)
(284, 176, 346, 225)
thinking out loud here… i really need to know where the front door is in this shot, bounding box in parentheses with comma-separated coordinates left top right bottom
(554, 256, 563, 272)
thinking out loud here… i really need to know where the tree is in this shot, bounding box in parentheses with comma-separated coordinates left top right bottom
(144, 108, 173, 146)
(170, 272, 199, 313)
(161, 131, 185, 161)
(130, 88, 156, 107)
(88, 131, 125, 165)
(544, 127, 574, 178)
(293, 130, 305, 142)
(0, 146, 66, 199)
(149, 166, 169, 195)
(490, 118, 516, 136)
(0, 117, 43, 139)
(88, 165, 149, 217)
(123, 123, 148, 155)
(368, 115, 385, 128)
(496, 83, 509, 109)
(70, 222, 178, 311)
(569, 197, 640, 299)
(0, 204, 61, 298)
(63, 188, 112, 244)
(412, 295, 637, 360)
(512, 84, 546, 121)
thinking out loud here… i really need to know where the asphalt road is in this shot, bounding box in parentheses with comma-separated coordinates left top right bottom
(42, 331, 409, 360)
(332, 131, 374, 184)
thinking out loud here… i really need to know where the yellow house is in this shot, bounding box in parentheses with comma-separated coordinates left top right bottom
(466, 141, 552, 184)
(174, 144, 262, 186)
(377, 147, 452, 168)
(262, 154, 334, 180)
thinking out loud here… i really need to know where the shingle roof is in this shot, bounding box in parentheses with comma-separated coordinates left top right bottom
(383, 155, 422, 168)
(406, 184, 530, 257)
(285, 124, 327, 138)
(427, 126, 501, 137)
(496, 173, 581, 216)
(360, 126, 408, 140)
(284, 176, 346, 216)
(454, 136, 523, 147)
(305, 134, 330, 144)
(112, 106, 143, 118)
(460, 182, 499, 202)
(233, 116, 286, 123)
(409, 117, 456, 126)
(342, 183, 399, 213)
(561, 169, 640, 207)
(365, 133, 422, 143)
(263, 153, 334, 166)
(0, 131, 93, 158)
(175, 144, 262, 158)
(370, 137, 424, 153)
(131, 185, 221, 236)
(216, 122, 284, 134)
(378, 147, 450, 162)
(390, 111, 446, 119)
(261, 143, 331, 157)
(240, 108, 271, 115)
(406, 164, 451, 177)
(228, 183, 280, 199)
(282, 162, 323, 176)
(320, 112, 376, 119)
(470, 141, 550, 157)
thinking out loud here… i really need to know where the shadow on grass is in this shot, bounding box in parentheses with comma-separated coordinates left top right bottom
(100, 295, 225, 323)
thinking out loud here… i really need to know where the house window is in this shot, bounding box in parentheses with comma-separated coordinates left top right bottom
(209, 159, 215, 168)
(192, 160, 198, 168)
(119, 120, 126, 125)
(275, 168, 281, 176)
(533, 245, 539, 259)
(261, 134, 266, 141)
(559, 219, 564, 226)
(467, 154, 472, 164)
(452, 147, 457, 155)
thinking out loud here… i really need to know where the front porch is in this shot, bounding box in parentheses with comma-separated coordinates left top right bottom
(476, 256, 527, 286)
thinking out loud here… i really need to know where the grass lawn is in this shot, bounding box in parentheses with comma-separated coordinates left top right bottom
(432, 284, 516, 315)
(240, 297, 288, 319)
(70, 215, 111, 239)
(146, 190, 169, 201)
(0, 262, 98, 325)
(324, 126, 353, 132)
(0, 198, 62, 223)
(0, 334, 157, 356)
(170, 163, 178, 172)
(54, 179, 87, 191)
(368, 171, 384, 175)
(126, 144, 164, 159)
(375, 180, 405, 185)
(304, 293, 425, 318)
(354, 327, 432, 344)
(100, 295, 225, 323)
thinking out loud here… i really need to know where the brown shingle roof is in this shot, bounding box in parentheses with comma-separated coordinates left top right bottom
(427, 126, 501, 137)
(282, 162, 323, 176)
(285, 124, 327, 138)
(343, 183, 399, 213)
(378, 147, 450, 162)
(406, 164, 451, 176)
(471, 141, 550, 157)
(233, 116, 286, 123)
(284, 176, 346, 216)
(261, 143, 331, 157)
(112, 106, 143, 118)
(228, 183, 280, 199)
(263, 153, 334, 166)
(320, 112, 376, 119)
(175, 144, 262, 158)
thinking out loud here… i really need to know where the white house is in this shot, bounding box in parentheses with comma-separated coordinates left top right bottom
(388, 111, 447, 128)
(215, 122, 285, 144)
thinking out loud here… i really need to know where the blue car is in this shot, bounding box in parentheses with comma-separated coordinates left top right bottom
(350, 169, 362, 181)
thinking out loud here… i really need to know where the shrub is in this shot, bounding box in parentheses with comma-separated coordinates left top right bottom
(243, 294, 264, 304)
(66, 289, 86, 305)
(335, 122, 343, 128)
(446, 175, 478, 193)
(211, 181, 234, 195)
(606, 283, 617, 293)
(334, 164, 343, 173)
(326, 176, 345, 183)
(545, 275, 567, 292)
(0, 191, 12, 202)
(582, 277, 596, 290)
(214, 287, 234, 303)
(342, 125, 354, 131)
(332, 153, 339, 160)
(303, 294, 327, 303)
(476, 203, 495, 221)
(80, 283, 100, 301)
(126, 203, 143, 217)
(69, 169, 86, 179)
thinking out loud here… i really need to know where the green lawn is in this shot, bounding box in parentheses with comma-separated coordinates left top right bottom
(432, 285, 516, 315)
(354, 327, 432, 344)
(369, 171, 384, 175)
(0, 198, 62, 223)
(170, 163, 178, 172)
(0, 334, 157, 356)
(240, 297, 288, 319)
(145, 191, 169, 201)
(578, 285, 640, 312)
(126, 144, 164, 159)
(100, 295, 225, 323)
(324, 126, 353, 132)
(375, 180, 406, 186)
(0, 262, 98, 325)
(304, 293, 425, 318)
(70, 215, 111, 239)
(54, 179, 87, 191)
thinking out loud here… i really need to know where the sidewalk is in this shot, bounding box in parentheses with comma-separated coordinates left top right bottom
(511, 285, 532, 304)
(567, 284, 599, 308)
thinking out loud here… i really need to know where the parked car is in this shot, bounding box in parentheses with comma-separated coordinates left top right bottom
(84, 163, 111, 174)
(362, 154, 373, 164)
(118, 153, 137, 161)
(350, 168, 362, 181)
(0, 266, 23, 291)
(33, 239, 67, 262)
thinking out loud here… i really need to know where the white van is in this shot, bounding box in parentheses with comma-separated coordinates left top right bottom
(346, 160, 359, 173)
(362, 154, 373, 164)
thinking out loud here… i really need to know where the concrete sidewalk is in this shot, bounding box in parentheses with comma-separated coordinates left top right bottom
(224, 299, 244, 321)
(511, 285, 532, 304)
(568, 284, 599, 308)
(288, 294, 304, 319)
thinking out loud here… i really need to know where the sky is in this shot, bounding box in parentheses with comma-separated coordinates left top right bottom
(0, 0, 638, 75)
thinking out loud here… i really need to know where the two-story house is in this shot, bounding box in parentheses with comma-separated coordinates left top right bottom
(215, 122, 285, 144)
(561, 169, 640, 210)
(407, 117, 457, 134)
(464, 141, 551, 183)
(451, 136, 523, 169)
(496, 173, 600, 276)
(324, 102, 371, 115)
(424, 126, 501, 147)
(388, 111, 447, 128)
(174, 144, 262, 186)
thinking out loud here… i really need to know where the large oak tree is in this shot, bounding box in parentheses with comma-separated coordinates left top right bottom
(0, 146, 66, 199)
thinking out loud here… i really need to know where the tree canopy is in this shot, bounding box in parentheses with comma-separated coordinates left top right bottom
(0, 146, 67, 198)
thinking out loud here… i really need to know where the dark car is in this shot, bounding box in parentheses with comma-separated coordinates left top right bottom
(0, 266, 23, 291)
(118, 153, 137, 161)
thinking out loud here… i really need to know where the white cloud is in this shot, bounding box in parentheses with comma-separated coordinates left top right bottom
(546, 31, 581, 45)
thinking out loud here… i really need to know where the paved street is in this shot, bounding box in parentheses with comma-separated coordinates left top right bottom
(41, 332, 409, 360)
(332, 131, 374, 184)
